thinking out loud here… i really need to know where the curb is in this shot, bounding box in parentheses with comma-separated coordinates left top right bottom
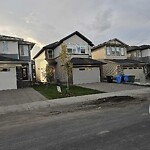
(0, 88, 149, 115)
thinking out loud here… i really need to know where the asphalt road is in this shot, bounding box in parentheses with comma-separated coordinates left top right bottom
(0, 98, 150, 150)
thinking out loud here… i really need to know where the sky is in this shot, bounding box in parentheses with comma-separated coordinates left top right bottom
(0, 0, 150, 57)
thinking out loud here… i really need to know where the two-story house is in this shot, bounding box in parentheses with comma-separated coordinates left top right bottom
(0, 35, 35, 90)
(127, 45, 150, 78)
(34, 31, 104, 84)
(92, 38, 145, 80)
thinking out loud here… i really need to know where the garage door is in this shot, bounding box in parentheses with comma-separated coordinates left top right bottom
(73, 67, 100, 84)
(0, 67, 17, 90)
(123, 67, 144, 79)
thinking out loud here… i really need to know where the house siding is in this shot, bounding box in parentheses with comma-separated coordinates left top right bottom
(92, 47, 106, 60)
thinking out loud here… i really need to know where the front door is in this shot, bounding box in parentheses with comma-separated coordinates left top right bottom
(22, 67, 28, 80)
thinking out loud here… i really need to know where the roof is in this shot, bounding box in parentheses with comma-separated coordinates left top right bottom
(70, 58, 105, 66)
(127, 45, 150, 52)
(92, 38, 128, 51)
(0, 56, 28, 64)
(0, 56, 20, 61)
(33, 31, 94, 59)
(106, 59, 146, 65)
(0, 35, 23, 41)
(0, 35, 35, 49)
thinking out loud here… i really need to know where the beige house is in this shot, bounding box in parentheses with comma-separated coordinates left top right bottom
(34, 31, 104, 84)
(91, 38, 145, 80)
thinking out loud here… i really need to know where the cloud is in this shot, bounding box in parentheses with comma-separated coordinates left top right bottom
(0, 0, 150, 57)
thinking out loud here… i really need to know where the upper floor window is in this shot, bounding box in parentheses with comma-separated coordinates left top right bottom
(106, 47, 111, 55)
(67, 44, 86, 54)
(19, 45, 29, 56)
(67, 48, 72, 54)
(116, 47, 121, 56)
(80, 46, 86, 54)
(2, 41, 8, 51)
(47, 50, 53, 59)
(111, 47, 115, 55)
(137, 50, 142, 57)
(121, 48, 125, 56)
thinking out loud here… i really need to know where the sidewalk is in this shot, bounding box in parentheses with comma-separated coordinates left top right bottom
(0, 87, 149, 115)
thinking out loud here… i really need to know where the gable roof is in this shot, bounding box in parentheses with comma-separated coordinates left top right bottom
(33, 31, 94, 59)
(92, 38, 128, 51)
(70, 57, 105, 66)
(127, 45, 150, 52)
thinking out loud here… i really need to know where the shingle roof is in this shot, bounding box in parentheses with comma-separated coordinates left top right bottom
(0, 56, 28, 64)
(71, 58, 105, 66)
(0, 56, 20, 61)
(107, 59, 146, 65)
(127, 45, 150, 52)
(92, 38, 128, 51)
(33, 31, 94, 59)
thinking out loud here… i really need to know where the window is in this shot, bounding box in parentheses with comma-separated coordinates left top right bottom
(137, 50, 142, 57)
(116, 47, 121, 56)
(20, 45, 24, 55)
(77, 46, 81, 53)
(106, 47, 111, 55)
(79, 68, 85, 71)
(22, 67, 28, 80)
(72, 47, 76, 53)
(2, 41, 8, 51)
(111, 47, 115, 55)
(20, 45, 29, 56)
(0, 68, 10, 72)
(47, 50, 53, 59)
(80, 46, 86, 54)
(67, 48, 72, 54)
(121, 48, 125, 56)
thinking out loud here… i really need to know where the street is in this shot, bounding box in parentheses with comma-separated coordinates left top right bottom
(0, 95, 150, 150)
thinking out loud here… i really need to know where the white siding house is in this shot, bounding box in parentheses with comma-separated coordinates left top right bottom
(0, 35, 35, 90)
(34, 31, 104, 84)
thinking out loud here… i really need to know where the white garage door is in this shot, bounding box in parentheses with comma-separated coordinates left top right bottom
(0, 67, 17, 91)
(123, 67, 144, 79)
(73, 67, 100, 84)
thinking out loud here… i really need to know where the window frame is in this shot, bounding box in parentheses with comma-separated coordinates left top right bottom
(47, 50, 54, 59)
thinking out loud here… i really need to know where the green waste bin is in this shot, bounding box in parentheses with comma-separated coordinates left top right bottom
(128, 75, 135, 82)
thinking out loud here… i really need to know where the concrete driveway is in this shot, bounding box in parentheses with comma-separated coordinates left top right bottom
(78, 82, 148, 93)
(0, 88, 47, 106)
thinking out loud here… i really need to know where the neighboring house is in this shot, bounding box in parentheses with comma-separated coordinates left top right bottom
(127, 45, 150, 78)
(91, 38, 145, 80)
(0, 35, 35, 90)
(34, 31, 104, 84)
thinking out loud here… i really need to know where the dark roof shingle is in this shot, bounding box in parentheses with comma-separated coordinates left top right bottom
(71, 58, 105, 66)
(107, 59, 146, 65)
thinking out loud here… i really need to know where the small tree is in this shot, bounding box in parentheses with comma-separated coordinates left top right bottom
(59, 44, 73, 89)
(45, 65, 54, 84)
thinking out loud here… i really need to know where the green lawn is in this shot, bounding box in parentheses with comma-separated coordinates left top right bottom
(33, 84, 103, 99)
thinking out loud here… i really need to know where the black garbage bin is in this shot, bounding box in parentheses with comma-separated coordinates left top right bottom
(106, 76, 113, 83)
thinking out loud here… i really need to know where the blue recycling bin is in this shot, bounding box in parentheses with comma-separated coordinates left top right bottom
(116, 75, 122, 84)
(124, 75, 129, 82)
